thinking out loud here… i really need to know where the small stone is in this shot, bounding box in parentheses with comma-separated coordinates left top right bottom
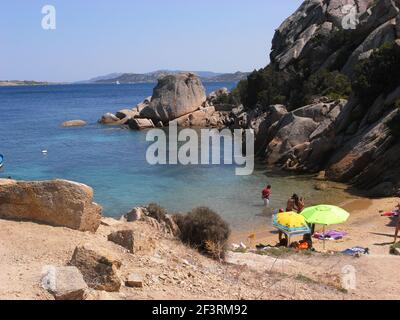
(125, 207, 145, 222)
(41, 266, 88, 300)
(101, 217, 122, 227)
(61, 120, 87, 127)
(107, 230, 135, 253)
(126, 274, 144, 288)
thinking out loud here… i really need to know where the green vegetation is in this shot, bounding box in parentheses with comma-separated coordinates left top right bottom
(234, 65, 351, 110)
(303, 69, 351, 103)
(174, 207, 231, 260)
(353, 42, 400, 107)
(230, 28, 400, 113)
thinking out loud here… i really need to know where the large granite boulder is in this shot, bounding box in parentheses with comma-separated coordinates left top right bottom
(0, 179, 102, 232)
(270, 0, 376, 71)
(140, 73, 206, 123)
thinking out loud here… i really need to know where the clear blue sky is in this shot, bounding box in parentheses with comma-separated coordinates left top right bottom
(0, 1, 303, 82)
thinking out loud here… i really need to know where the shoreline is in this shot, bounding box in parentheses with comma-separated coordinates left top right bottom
(230, 195, 399, 254)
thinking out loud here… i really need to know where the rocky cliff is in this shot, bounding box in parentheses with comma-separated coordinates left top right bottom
(235, 0, 400, 196)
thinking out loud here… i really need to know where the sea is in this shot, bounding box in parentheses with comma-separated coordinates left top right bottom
(0, 83, 351, 231)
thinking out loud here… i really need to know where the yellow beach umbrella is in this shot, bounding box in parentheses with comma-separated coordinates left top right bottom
(277, 212, 308, 229)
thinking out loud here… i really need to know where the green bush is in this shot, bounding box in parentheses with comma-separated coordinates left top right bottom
(303, 69, 352, 104)
(353, 42, 400, 106)
(234, 65, 351, 109)
(174, 207, 231, 259)
(213, 93, 230, 105)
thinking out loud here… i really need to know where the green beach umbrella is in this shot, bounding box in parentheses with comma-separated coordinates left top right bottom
(301, 205, 350, 250)
(301, 205, 350, 226)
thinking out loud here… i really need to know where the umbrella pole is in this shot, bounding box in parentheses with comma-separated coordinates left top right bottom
(323, 225, 326, 251)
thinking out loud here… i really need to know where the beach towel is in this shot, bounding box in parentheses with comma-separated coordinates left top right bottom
(341, 247, 369, 256)
(313, 230, 347, 241)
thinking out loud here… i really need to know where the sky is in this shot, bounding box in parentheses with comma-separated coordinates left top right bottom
(0, 1, 303, 82)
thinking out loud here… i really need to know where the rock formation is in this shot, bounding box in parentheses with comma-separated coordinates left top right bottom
(140, 72, 206, 122)
(99, 74, 234, 129)
(235, 0, 400, 196)
(0, 179, 102, 232)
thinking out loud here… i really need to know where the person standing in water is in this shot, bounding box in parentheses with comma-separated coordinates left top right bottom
(287, 194, 306, 213)
(262, 185, 272, 208)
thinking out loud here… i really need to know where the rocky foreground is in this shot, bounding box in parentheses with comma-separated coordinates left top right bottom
(1, 178, 400, 300)
(0, 178, 352, 300)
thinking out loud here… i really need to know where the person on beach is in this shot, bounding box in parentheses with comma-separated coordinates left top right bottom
(298, 197, 305, 213)
(262, 185, 272, 208)
(276, 208, 288, 245)
(286, 194, 299, 212)
(286, 194, 305, 213)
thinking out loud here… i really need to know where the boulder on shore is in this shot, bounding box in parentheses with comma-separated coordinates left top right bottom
(99, 112, 121, 125)
(70, 244, 122, 292)
(128, 118, 155, 130)
(140, 72, 206, 123)
(0, 179, 102, 232)
(61, 120, 87, 127)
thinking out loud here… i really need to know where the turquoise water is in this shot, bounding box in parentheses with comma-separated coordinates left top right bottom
(0, 83, 349, 231)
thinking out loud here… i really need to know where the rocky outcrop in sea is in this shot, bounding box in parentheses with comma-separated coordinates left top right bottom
(99, 72, 235, 129)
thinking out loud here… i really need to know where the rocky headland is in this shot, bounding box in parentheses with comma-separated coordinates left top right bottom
(98, 0, 400, 197)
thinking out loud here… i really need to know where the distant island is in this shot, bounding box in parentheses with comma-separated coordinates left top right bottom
(1, 71, 250, 87)
(0, 80, 54, 87)
(79, 70, 250, 84)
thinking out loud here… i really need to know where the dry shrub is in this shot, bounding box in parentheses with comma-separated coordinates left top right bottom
(175, 207, 231, 259)
(146, 203, 168, 222)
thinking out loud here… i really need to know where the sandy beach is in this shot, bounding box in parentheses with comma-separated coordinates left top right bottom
(231, 196, 399, 255)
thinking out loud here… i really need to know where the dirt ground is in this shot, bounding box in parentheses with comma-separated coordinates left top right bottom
(0, 197, 399, 300)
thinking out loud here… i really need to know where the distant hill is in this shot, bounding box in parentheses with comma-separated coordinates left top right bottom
(80, 70, 249, 84)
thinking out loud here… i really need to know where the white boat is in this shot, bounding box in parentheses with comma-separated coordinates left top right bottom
(116, 81, 120, 85)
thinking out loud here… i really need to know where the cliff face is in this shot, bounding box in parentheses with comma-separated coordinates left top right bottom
(240, 0, 400, 196)
(271, 0, 398, 74)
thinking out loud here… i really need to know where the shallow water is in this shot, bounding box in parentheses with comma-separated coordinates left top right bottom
(0, 83, 353, 231)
